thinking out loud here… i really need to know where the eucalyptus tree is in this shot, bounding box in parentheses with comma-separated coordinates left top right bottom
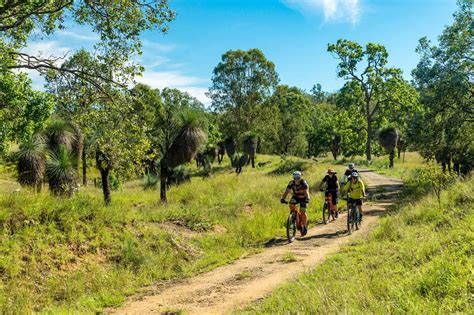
(328, 40, 418, 162)
(208, 49, 279, 140)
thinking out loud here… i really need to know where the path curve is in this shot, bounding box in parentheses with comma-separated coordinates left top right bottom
(111, 170, 403, 314)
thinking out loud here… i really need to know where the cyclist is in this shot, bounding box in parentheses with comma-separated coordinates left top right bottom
(342, 163, 357, 186)
(281, 171, 310, 236)
(318, 168, 340, 217)
(342, 172, 366, 222)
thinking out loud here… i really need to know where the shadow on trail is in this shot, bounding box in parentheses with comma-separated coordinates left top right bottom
(264, 237, 289, 248)
(297, 230, 344, 241)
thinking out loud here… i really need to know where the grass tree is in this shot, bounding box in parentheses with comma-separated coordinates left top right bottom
(224, 137, 236, 163)
(45, 145, 79, 196)
(44, 119, 74, 154)
(160, 113, 207, 202)
(330, 135, 342, 160)
(17, 135, 46, 192)
(217, 141, 226, 164)
(243, 133, 258, 168)
(378, 127, 399, 168)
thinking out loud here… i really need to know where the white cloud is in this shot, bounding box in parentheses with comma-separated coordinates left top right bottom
(136, 69, 211, 105)
(142, 39, 176, 53)
(282, 0, 361, 24)
(21, 40, 72, 61)
(57, 30, 99, 41)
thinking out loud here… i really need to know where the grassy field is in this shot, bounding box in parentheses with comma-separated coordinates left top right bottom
(0, 154, 350, 313)
(240, 176, 474, 314)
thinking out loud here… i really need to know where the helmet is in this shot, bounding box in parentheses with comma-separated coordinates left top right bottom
(351, 172, 359, 178)
(293, 171, 302, 179)
(348, 163, 355, 170)
(327, 168, 335, 174)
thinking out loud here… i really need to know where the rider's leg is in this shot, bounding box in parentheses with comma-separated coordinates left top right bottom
(300, 203, 308, 235)
(358, 200, 363, 221)
(332, 192, 339, 216)
(290, 201, 300, 228)
(300, 205, 307, 227)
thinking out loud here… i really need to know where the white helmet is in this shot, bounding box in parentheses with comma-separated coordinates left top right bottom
(293, 171, 302, 179)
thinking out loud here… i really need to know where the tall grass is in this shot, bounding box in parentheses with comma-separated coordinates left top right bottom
(0, 154, 342, 312)
(240, 178, 473, 314)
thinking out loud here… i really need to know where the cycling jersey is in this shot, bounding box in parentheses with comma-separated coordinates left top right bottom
(322, 174, 339, 190)
(287, 179, 309, 199)
(343, 180, 365, 199)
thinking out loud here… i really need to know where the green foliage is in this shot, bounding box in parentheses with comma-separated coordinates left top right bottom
(328, 39, 419, 161)
(411, 0, 473, 175)
(209, 48, 279, 138)
(270, 156, 311, 175)
(0, 72, 54, 153)
(16, 135, 46, 189)
(143, 173, 159, 190)
(1, 1, 175, 88)
(45, 145, 79, 196)
(168, 166, 191, 187)
(409, 167, 457, 206)
(267, 85, 311, 156)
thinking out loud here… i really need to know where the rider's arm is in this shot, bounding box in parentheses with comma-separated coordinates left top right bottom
(361, 181, 366, 197)
(281, 188, 291, 200)
(342, 181, 350, 194)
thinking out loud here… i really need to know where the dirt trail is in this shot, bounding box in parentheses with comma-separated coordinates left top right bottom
(111, 170, 403, 315)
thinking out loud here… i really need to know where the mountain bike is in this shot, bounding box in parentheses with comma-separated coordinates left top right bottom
(321, 189, 338, 224)
(346, 198, 363, 235)
(282, 200, 307, 243)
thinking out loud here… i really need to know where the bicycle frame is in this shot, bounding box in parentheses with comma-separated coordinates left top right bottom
(289, 203, 302, 228)
(324, 192, 335, 211)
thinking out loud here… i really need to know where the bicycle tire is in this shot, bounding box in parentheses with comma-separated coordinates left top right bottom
(322, 202, 330, 224)
(286, 214, 296, 242)
(347, 207, 352, 235)
(354, 207, 360, 230)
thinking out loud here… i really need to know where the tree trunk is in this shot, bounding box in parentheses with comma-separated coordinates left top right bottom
(160, 162, 168, 202)
(389, 149, 395, 168)
(454, 163, 460, 176)
(366, 115, 372, 162)
(82, 149, 87, 186)
(442, 162, 446, 173)
(397, 148, 401, 159)
(100, 168, 111, 205)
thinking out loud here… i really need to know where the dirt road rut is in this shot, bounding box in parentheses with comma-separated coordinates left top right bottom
(112, 170, 403, 314)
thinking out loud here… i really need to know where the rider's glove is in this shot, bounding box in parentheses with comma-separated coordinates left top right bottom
(280, 198, 286, 204)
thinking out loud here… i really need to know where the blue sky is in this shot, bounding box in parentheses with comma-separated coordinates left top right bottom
(24, 0, 458, 104)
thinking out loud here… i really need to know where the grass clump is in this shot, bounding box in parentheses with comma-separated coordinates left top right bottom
(240, 177, 473, 314)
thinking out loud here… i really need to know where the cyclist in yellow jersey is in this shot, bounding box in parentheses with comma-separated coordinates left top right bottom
(342, 172, 366, 221)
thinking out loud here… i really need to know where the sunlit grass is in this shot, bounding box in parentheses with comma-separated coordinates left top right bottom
(0, 154, 344, 312)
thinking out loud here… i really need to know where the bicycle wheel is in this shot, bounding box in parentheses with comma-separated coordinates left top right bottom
(347, 207, 352, 235)
(286, 214, 296, 242)
(322, 202, 330, 224)
(354, 207, 360, 230)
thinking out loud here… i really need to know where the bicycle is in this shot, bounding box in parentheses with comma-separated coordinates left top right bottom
(282, 200, 307, 243)
(321, 189, 338, 224)
(346, 197, 365, 235)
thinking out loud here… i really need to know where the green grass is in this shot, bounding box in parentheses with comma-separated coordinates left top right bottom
(0, 154, 345, 313)
(239, 177, 474, 314)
